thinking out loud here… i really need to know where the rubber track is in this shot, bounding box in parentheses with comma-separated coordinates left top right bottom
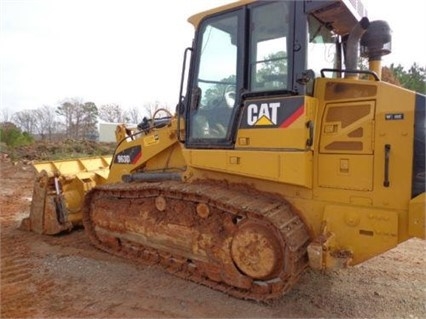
(83, 181, 311, 301)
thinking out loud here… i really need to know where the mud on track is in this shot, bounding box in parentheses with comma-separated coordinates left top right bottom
(1, 159, 425, 318)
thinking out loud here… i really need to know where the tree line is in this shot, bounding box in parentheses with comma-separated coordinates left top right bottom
(1, 62, 424, 143)
(385, 63, 425, 94)
(1, 99, 171, 142)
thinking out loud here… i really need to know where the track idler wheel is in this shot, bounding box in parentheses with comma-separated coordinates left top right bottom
(231, 220, 284, 280)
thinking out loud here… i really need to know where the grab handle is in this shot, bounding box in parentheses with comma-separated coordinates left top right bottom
(383, 144, 391, 187)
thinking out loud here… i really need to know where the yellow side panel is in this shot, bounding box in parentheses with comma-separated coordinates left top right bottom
(281, 152, 313, 188)
(189, 150, 312, 188)
(237, 127, 306, 149)
(226, 152, 280, 181)
(318, 154, 373, 191)
(324, 205, 398, 265)
(314, 79, 416, 213)
(191, 150, 281, 179)
(371, 84, 415, 212)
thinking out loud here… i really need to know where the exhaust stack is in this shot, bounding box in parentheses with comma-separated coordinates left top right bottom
(345, 17, 370, 79)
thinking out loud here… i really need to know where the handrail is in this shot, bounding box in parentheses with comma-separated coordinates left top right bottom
(320, 68, 380, 81)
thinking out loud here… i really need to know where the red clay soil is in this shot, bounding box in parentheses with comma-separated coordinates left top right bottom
(1, 158, 425, 318)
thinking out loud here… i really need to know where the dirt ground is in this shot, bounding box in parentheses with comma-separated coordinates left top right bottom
(1, 158, 425, 318)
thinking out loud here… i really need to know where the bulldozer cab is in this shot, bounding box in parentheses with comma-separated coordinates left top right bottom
(183, 0, 363, 148)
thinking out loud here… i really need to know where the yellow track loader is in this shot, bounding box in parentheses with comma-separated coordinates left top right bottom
(22, 0, 425, 301)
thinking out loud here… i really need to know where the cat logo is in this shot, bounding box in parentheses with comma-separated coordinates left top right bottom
(247, 102, 280, 126)
(240, 96, 305, 129)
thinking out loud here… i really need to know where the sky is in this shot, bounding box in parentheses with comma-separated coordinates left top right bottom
(1, 0, 425, 116)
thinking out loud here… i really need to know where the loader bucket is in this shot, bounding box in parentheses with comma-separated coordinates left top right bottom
(20, 156, 112, 235)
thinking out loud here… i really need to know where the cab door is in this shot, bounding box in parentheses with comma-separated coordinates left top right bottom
(186, 9, 244, 148)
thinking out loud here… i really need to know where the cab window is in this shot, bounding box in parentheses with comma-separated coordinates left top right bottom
(307, 15, 339, 75)
(249, 2, 291, 91)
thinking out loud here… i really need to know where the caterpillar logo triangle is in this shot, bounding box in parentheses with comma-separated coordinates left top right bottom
(247, 102, 280, 126)
(255, 115, 274, 126)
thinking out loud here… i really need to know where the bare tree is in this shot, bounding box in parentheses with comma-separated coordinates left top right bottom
(143, 101, 172, 119)
(56, 98, 98, 139)
(12, 109, 38, 134)
(1, 108, 11, 122)
(34, 105, 59, 140)
(99, 104, 128, 123)
(127, 106, 144, 124)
